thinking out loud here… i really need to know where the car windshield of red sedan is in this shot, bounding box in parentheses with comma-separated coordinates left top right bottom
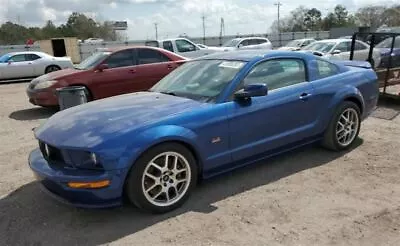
(150, 59, 246, 102)
(74, 51, 111, 70)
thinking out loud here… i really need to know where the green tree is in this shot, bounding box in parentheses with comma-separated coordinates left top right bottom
(304, 8, 322, 31)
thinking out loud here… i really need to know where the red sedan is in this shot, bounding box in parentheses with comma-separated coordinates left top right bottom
(26, 46, 188, 107)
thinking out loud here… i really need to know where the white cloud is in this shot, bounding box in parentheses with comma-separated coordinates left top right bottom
(0, 0, 398, 40)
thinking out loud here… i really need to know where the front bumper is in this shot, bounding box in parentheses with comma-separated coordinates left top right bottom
(26, 87, 58, 107)
(29, 148, 128, 208)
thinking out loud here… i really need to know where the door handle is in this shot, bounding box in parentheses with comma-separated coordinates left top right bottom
(167, 64, 175, 69)
(299, 93, 312, 100)
(129, 69, 136, 74)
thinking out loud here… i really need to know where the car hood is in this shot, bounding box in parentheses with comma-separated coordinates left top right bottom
(34, 92, 206, 149)
(32, 68, 86, 82)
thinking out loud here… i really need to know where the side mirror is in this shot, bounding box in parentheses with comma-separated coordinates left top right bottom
(238, 44, 243, 48)
(234, 83, 268, 101)
(97, 63, 108, 72)
(331, 50, 341, 55)
(8, 60, 13, 65)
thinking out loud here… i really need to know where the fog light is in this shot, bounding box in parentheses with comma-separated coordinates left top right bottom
(68, 180, 110, 189)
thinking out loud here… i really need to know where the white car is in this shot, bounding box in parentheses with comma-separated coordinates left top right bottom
(0, 51, 74, 81)
(84, 38, 105, 44)
(278, 38, 316, 51)
(197, 44, 208, 49)
(219, 37, 273, 51)
(302, 39, 381, 68)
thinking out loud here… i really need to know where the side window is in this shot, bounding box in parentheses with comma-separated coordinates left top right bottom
(239, 40, 250, 47)
(138, 49, 171, 64)
(9, 54, 26, 62)
(163, 41, 174, 52)
(247, 39, 259, 45)
(354, 41, 367, 50)
(316, 59, 339, 79)
(104, 50, 134, 69)
(243, 59, 307, 91)
(257, 39, 267, 44)
(175, 40, 196, 53)
(26, 54, 41, 61)
(335, 42, 350, 52)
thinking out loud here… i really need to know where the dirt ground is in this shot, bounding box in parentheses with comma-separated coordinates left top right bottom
(0, 82, 400, 246)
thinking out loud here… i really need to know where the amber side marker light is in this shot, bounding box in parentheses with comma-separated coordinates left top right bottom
(68, 180, 110, 189)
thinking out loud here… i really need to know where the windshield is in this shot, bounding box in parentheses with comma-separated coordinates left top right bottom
(0, 54, 11, 63)
(150, 59, 246, 102)
(376, 36, 400, 48)
(222, 39, 241, 47)
(304, 42, 336, 53)
(286, 40, 302, 47)
(74, 51, 111, 70)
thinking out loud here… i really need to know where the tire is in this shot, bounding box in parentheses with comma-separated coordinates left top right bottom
(322, 101, 361, 151)
(45, 65, 61, 74)
(125, 143, 198, 213)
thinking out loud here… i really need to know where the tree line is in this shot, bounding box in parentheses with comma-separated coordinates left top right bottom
(270, 4, 400, 33)
(0, 12, 118, 45)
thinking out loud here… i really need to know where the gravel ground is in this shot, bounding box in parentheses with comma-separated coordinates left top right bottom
(1, 82, 400, 246)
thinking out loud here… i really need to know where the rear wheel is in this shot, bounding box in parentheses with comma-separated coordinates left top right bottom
(125, 143, 198, 213)
(45, 65, 60, 74)
(322, 101, 361, 151)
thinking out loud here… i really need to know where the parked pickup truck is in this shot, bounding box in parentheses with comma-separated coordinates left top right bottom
(145, 38, 221, 58)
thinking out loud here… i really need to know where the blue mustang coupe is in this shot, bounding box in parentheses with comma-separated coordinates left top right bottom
(29, 50, 379, 213)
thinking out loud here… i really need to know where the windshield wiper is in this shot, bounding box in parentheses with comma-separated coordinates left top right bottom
(159, 91, 177, 96)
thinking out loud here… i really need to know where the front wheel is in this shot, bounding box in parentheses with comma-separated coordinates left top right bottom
(125, 143, 198, 213)
(322, 101, 361, 151)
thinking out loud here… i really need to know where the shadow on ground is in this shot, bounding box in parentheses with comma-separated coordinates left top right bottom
(0, 139, 363, 246)
(9, 107, 57, 121)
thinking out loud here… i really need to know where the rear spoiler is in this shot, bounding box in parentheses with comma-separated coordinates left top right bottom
(333, 60, 372, 69)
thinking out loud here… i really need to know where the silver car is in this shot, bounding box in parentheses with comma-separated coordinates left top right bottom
(0, 51, 74, 82)
(220, 37, 273, 51)
(302, 39, 382, 68)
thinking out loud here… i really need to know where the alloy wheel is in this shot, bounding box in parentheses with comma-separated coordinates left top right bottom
(336, 108, 359, 147)
(141, 151, 191, 207)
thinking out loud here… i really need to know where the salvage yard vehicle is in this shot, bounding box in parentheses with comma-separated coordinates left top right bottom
(220, 37, 273, 51)
(302, 39, 381, 68)
(145, 38, 220, 58)
(277, 38, 316, 51)
(29, 50, 379, 213)
(26, 46, 187, 107)
(0, 51, 73, 82)
(375, 35, 400, 68)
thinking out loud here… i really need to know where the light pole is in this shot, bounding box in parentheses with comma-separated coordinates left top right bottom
(154, 23, 158, 40)
(274, 1, 282, 46)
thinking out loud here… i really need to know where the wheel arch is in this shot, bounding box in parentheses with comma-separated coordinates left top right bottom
(317, 86, 365, 134)
(120, 125, 205, 179)
(45, 64, 61, 73)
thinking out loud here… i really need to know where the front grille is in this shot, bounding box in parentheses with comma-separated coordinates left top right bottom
(39, 141, 64, 163)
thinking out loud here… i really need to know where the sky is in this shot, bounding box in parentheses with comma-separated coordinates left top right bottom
(0, 0, 398, 40)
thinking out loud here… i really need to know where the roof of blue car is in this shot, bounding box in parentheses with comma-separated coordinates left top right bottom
(197, 49, 312, 62)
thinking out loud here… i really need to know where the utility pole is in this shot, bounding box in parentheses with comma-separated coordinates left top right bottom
(154, 23, 158, 40)
(274, 1, 282, 46)
(202, 14, 206, 44)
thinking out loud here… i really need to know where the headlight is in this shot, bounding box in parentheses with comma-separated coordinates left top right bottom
(34, 80, 58, 89)
(65, 150, 103, 170)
